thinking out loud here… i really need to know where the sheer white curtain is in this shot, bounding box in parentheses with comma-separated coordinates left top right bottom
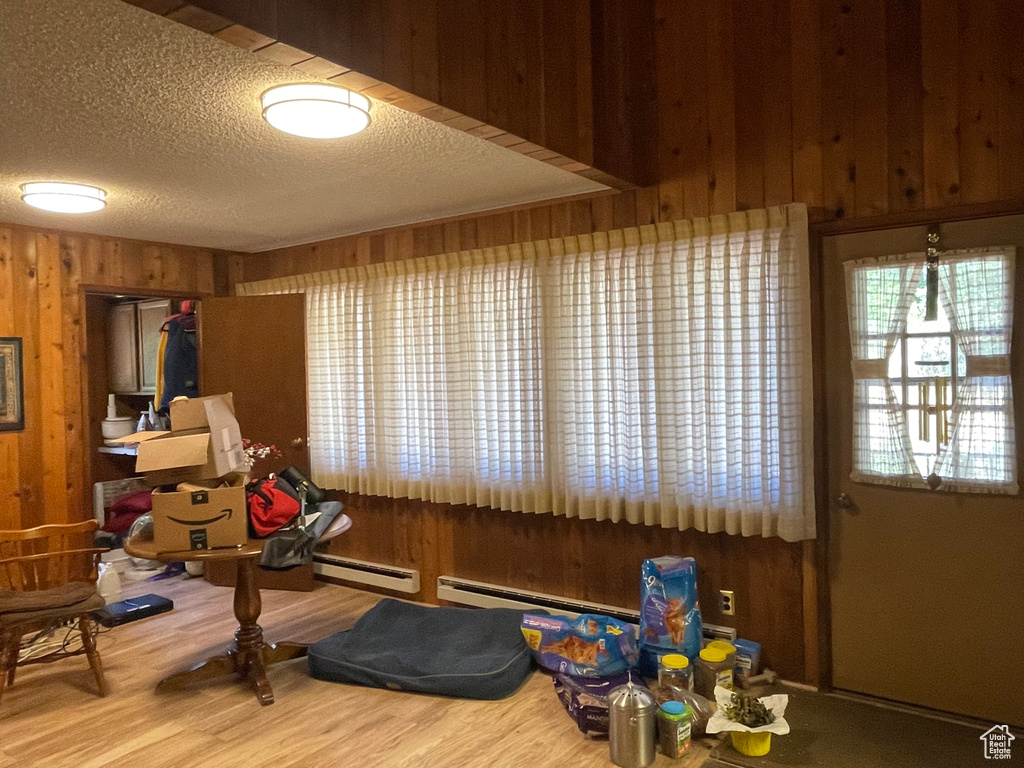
(844, 256, 925, 487)
(933, 248, 1017, 493)
(239, 204, 816, 541)
(248, 254, 548, 512)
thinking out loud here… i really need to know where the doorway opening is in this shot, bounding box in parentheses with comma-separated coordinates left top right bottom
(83, 291, 199, 524)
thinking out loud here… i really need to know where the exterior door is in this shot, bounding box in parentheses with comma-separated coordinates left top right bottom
(824, 214, 1024, 726)
(198, 295, 310, 477)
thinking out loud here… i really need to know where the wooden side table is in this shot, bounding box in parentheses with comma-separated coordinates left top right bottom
(123, 537, 303, 705)
(124, 514, 351, 705)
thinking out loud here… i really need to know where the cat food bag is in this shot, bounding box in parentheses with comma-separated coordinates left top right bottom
(639, 556, 702, 659)
(521, 613, 640, 677)
(553, 670, 647, 737)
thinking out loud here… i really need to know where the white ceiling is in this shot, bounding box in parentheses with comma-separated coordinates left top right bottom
(0, 0, 607, 252)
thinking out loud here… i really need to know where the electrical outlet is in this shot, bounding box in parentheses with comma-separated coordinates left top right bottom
(719, 589, 735, 616)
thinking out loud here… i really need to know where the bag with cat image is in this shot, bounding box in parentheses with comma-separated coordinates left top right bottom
(639, 556, 703, 660)
(520, 613, 639, 677)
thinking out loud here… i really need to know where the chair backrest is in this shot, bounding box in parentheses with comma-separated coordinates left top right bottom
(0, 521, 104, 592)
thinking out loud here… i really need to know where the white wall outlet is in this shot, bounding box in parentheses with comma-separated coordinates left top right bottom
(719, 589, 735, 616)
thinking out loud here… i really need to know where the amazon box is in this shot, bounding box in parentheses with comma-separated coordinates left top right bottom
(111, 394, 245, 486)
(150, 473, 248, 553)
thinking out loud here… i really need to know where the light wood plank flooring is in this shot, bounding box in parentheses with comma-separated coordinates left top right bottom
(0, 575, 711, 768)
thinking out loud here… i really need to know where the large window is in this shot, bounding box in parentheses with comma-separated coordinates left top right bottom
(846, 247, 1017, 493)
(240, 205, 816, 541)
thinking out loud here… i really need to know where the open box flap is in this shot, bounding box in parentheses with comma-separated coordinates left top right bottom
(205, 396, 245, 475)
(108, 430, 170, 445)
(135, 433, 210, 472)
(170, 393, 234, 432)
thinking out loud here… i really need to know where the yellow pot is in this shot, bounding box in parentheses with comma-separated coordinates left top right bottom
(731, 731, 772, 756)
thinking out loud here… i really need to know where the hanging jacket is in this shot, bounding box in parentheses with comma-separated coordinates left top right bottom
(159, 311, 198, 411)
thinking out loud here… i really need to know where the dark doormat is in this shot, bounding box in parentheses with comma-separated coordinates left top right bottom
(707, 686, 1021, 768)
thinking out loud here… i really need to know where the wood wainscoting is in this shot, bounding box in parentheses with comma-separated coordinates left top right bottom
(0, 224, 232, 532)
(329, 491, 807, 683)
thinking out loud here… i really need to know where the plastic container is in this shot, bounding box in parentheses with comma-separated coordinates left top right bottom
(101, 548, 131, 575)
(706, 640, 737, 670)
(694, 647, 733, 698)
(658, 653, 692, 691)
(657, 701, 692, 758)
(731, 731, 772, 756)
(733, 638, 762, 681)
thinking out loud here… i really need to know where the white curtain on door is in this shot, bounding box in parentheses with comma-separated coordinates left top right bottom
(933, 248, 1018, 493)
(239, 204, 816, 541)
(844, 255, 925, 487)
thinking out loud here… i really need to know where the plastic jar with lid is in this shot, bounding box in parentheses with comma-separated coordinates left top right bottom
(694, 647, 733, 699)
(658, 653, 693, 692)
(706, 640, 737, 671)
(657, 700, 692, 758)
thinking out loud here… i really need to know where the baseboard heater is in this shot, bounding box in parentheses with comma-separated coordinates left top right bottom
(436, 575, 736, 642)
(313, 554, 420, 594)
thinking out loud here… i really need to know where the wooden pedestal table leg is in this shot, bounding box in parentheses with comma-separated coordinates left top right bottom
(154, 553, 269, 702)
(155, 553, 309, 704)
(232, 554, 273, 705)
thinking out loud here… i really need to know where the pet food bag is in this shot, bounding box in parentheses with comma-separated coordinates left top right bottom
(639, 556, 702, 660)
(521, 613, 640, 677)
(553, 670, 647, 737)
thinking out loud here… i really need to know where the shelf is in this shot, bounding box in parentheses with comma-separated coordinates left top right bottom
(98, 445, 138, 457)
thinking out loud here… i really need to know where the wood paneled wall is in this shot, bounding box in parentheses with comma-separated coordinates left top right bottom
(329, 495, 807, 681)
(229, 0, 1024, 686)
(0, 224, 221, 532)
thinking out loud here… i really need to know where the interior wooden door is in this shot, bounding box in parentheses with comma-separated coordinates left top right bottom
(823, 214, 1024, 726)
(198, 295, 309, 476)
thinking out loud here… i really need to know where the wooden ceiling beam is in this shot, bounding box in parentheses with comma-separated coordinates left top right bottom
(119, 1, 647, 189)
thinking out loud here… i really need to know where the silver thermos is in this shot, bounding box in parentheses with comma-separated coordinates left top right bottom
(608, 682, 656, 768)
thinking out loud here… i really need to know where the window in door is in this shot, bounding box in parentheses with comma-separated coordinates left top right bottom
(888, 273, 966, 478)
(847, 247, 1017, 493)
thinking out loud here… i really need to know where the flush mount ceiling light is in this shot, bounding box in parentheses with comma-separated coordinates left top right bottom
(261, 83, 371, 139)
(21, 182, 106, 214)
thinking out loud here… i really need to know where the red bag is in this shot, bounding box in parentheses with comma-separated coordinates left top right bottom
(247, 477, 300, 537)
(104, 490, 153, 534)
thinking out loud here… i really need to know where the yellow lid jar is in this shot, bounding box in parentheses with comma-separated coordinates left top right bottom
(658, 653, 693, 692)
(695, 646, 733, 698)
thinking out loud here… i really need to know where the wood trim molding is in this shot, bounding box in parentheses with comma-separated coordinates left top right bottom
(120, 1, 632, 191)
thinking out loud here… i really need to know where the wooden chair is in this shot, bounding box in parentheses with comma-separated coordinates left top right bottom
(0, 520, 109, 704)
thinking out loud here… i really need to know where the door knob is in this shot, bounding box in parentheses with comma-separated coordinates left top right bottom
(291, 437, 304, 448)
(835, 493, 852, 508)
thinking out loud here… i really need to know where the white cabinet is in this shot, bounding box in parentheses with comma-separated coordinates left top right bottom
(106, 299, 171, 395)
(137, 299, 170, 392)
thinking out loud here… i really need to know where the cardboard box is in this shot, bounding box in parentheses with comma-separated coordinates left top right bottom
(111, 394, 245, 486)
(205, 558, 315, 592)
(169, 392, 234, 432)
(151, 473, 249, 553)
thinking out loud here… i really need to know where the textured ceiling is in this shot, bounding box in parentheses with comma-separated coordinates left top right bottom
(0, 0, 606, 252)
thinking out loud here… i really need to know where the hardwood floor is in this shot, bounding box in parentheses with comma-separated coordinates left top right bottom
(0, 575, 711, 768)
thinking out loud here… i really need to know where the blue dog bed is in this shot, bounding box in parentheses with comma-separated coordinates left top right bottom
(308, 598, 535, 700)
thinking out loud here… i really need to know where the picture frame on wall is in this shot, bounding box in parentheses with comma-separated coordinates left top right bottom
(0, 337, 25, 432)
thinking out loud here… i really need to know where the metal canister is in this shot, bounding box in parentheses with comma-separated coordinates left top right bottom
(608, 682, 657, 768)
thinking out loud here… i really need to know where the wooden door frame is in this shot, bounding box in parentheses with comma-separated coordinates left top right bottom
(806, 197, 1024, 691)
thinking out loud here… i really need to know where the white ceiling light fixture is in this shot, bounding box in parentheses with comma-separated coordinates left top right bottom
(21, 181, 107, 214)
(261, 83, 371, 139)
